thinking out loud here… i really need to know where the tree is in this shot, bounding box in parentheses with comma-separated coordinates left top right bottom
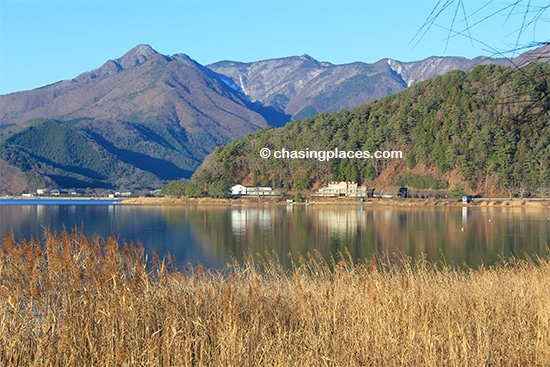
(185, 183, 203, 198)
(294, 170, 310, 191)
(208, 181, 230, 198)
(450, 184, 465, 200)
(161, 181, 186, 197)
(416, 1, 550, 196)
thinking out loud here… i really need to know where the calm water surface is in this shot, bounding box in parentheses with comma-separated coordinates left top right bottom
(1, 203, 549, 269)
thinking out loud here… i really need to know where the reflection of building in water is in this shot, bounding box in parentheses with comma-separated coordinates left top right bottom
(316, 209, 361, 234)
(22, 203, 57, 221)
(231, 209, 273, 237)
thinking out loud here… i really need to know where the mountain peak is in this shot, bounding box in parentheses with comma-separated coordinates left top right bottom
(133, 43, 157, 54)
(299, 54, 316, 61)
(74, 44, 160, 82)
(117, 44, 159, 69)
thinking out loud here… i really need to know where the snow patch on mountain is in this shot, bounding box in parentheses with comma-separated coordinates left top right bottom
(387, 59, 415, 87)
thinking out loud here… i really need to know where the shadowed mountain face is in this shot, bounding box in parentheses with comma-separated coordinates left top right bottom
(1, 44, 548, 193)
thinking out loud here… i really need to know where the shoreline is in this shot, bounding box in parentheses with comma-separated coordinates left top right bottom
(0, 197, 122, 205)
(119, 196, 550, 208)
(1, 196, 549, 208)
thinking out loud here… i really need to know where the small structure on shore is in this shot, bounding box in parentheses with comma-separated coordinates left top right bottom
(373, 187, 409, 198)
(115, 190, 133, 197)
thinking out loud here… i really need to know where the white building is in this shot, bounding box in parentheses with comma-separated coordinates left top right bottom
(316, 182, 368, 198)
(231, 185, 247, 195)
(231, 184, 273, 196)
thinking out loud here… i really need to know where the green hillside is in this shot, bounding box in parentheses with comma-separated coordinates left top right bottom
(0, 119, 194, 191)
(193, 63, 550, 197)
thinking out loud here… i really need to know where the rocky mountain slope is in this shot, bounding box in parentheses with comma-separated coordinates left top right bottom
(208, 45, 549, 120)
(208, 55, 410, 119)
(208, 55, 507, 121)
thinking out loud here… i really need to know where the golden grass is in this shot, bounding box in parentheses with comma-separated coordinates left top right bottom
(1, 228, 549, 366)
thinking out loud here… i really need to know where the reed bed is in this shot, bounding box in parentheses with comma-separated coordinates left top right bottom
(1, 228, 549, 366)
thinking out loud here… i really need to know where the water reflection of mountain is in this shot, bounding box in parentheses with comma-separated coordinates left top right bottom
(192, 206, 418, 265)
(2, 204, 548, 269)
(189, 205, 550, 268)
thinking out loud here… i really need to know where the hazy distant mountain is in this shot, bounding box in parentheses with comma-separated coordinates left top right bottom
(208, 45, 549, 120)
(0, 44, 548, 193)
(209, 56, 408, 120)
(208, 54, 505, 120)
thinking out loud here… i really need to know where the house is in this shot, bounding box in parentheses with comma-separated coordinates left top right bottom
(347, 182, 370, 198)
(316, 181, 348, 197)
(231, 185, 247, 196)
(316, 182, 369, 198)
(231, 184, 273, 196)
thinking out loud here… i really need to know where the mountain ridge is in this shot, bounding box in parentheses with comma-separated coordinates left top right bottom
(4, 44, 548, 124)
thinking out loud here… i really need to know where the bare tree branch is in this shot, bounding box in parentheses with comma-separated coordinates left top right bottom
(413, 0, 550, 58)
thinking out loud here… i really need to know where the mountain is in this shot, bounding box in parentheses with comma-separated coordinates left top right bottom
(1, 44, 272, 135)
(1, 44, 548, 194)
(209, 56, 409, 120)
(208, 45, 550, 120)
(0, 45, 280, 192)
(193, 62, 550, 198)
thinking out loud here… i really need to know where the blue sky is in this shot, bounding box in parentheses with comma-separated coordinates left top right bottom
(1, 0, 548, 94)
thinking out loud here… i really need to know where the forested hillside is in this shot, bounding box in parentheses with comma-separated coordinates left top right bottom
(193, 63, 550, 197)
(0, 119, 179, 189)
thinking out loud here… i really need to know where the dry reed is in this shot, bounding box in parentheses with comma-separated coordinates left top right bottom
(1, 228, 549, 366)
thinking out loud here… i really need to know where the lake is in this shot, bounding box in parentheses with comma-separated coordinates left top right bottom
(1, 202, 549, 269)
